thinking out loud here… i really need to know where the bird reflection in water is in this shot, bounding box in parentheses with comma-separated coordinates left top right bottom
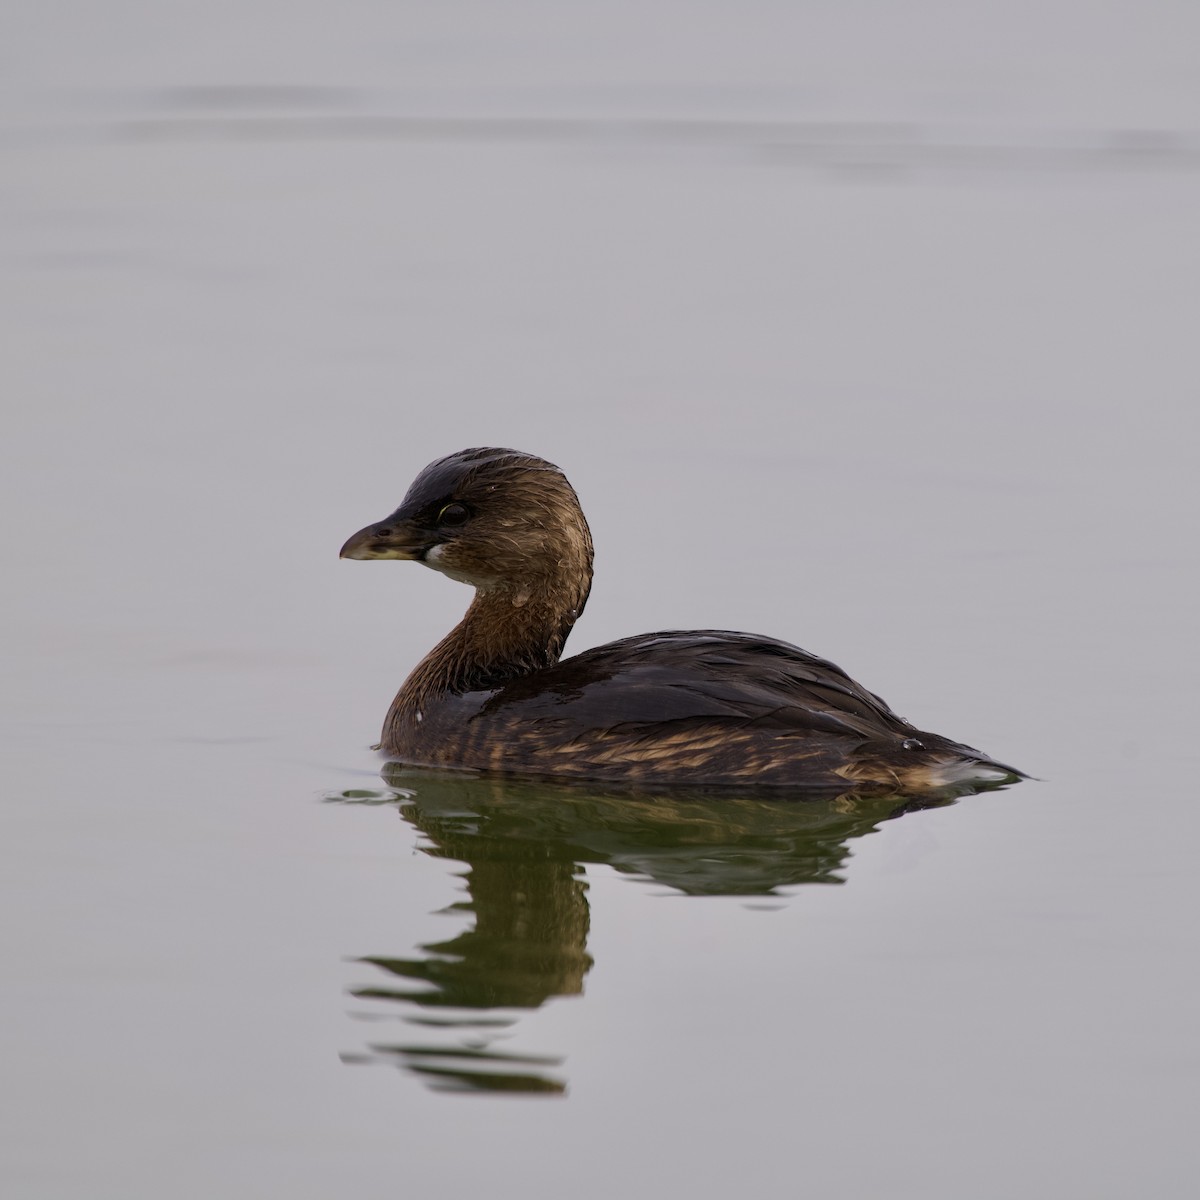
(332, 768, 1009, 1095)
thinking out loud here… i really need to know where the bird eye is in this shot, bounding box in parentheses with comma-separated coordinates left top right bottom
(437, 503, 469, 527)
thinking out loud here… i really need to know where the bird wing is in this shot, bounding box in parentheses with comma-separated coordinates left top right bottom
(475, 630, 915, 743)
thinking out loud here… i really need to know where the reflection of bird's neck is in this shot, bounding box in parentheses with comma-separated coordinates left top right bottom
(462, 855, 593, 999)
(395, 786, 595, 1006)
(398, 564, 593, 707)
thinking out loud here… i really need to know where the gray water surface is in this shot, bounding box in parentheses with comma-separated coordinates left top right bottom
(4, 5, 1200, 1197)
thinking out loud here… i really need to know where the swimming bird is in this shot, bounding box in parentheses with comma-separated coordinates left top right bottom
(340, 448, 1022, 791)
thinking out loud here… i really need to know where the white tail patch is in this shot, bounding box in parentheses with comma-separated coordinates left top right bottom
(927, 757, 1012, 787)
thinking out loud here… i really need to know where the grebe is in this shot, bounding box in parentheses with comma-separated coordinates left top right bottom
(340, 448, 1022, 791)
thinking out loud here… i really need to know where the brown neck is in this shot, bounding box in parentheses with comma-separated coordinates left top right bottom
(393, 572, 591, 711)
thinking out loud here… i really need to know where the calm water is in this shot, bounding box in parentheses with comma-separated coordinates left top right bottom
(4, 5, 1200, 1197)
